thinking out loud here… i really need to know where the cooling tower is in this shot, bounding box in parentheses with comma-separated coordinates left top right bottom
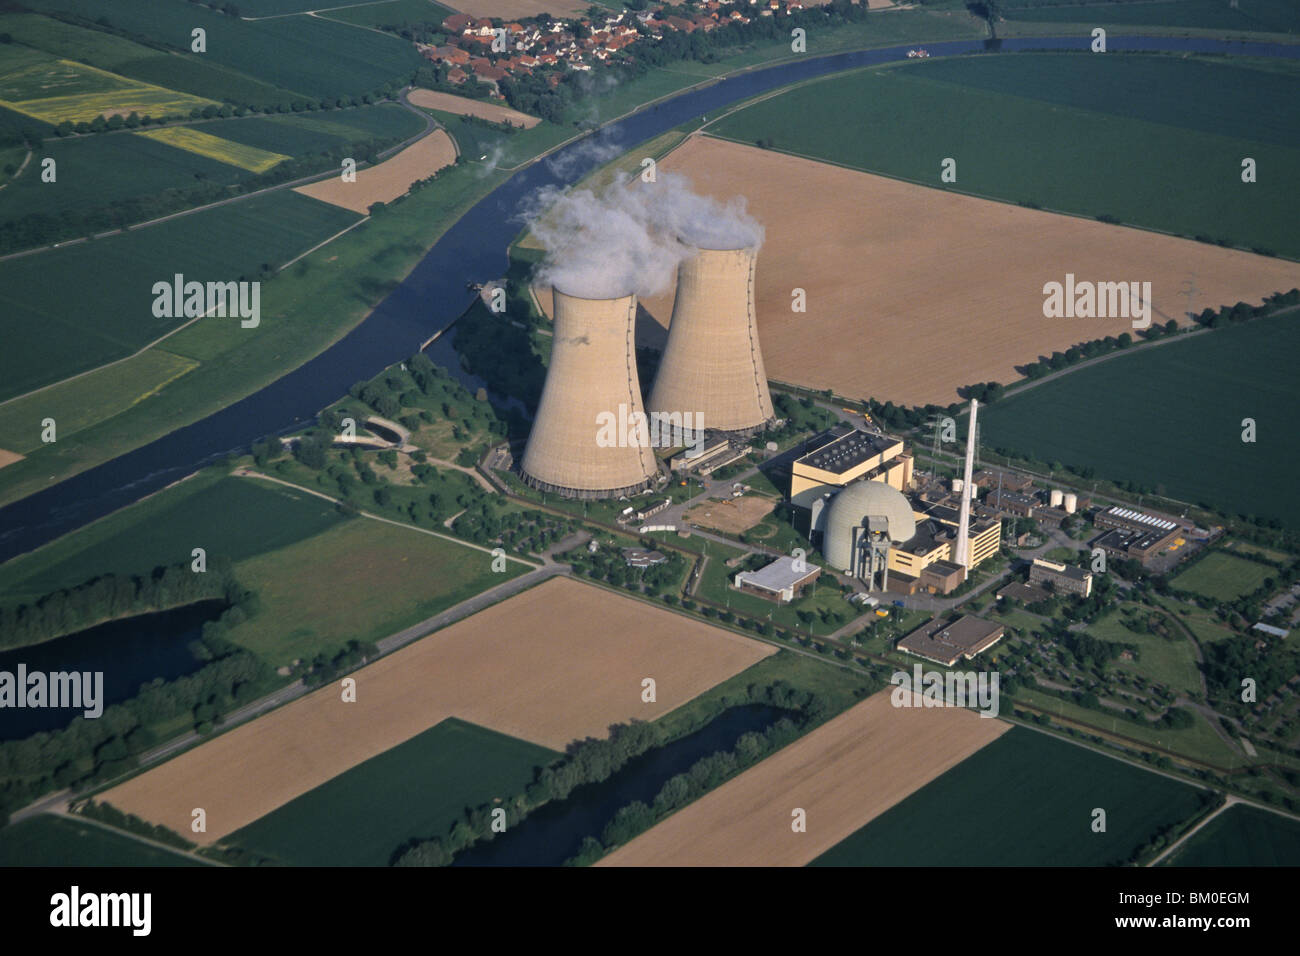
(520, 290, 659, 499)
(648, 246, 774, 435)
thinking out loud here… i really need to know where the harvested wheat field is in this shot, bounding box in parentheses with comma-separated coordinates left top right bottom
(596, 688, 1009, 867)
(407, 89, 540, 128)
(294, 130, 456, 214)
(99, 576, 773, 844)
(628, 136, 1300, 406)
(685, 495, 775, 535)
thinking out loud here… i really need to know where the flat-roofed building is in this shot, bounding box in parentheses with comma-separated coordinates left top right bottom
(1093, 525, 1180, 566)
(984, 489, 1037, 518)
(790, 426, 912, 498)
(997, 581, 1051, 605)
(670, 435, 730, 472)
(1029, 557, 1093, 598)
(973, 469, 1035, 493)
(1095, 505, 1190, 534)
(733, 555, 821, 604)
(897, 615, 1005, 667)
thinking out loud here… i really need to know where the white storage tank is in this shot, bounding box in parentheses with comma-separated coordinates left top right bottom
(952, 478, 964, 494)
(1050, 488, 1064, 508)
(1064, 493, 1078, 514)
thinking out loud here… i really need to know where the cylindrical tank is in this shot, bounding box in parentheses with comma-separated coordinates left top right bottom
(952, 478, 964, 494)
(521, 290, 659, 498)
(1050, 488, 1064, 508)
(1064, 492, 1078, 514)
(648, 246, 774, 435)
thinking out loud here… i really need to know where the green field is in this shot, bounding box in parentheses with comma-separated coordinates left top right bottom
(980, 313, 1300, 529)
(812, 726, 1209, 865)
(0, 160, 507, 511)
(195, 104, 425, 156)
(0, 132, 251, 221)
(0, 814, 207, 866)
(221, 505, 526, 663)
(226, 719, 557, 866)
(1172, 552, 1274, 601)
(709, 53, 1300, 258)
(25, 0, 423, 99)
(321, 0, 455, 29)
(0, 103, 424, 224)
(0, 12, 302, 108)
(0, 348, 197, 454)
(1163, 803, 1300, 866)
(1087, 606, 1204, 696)
(1012, 684, 1245, 767)
(1002, 0, 1300, 34)
(0, 188, 359, 400)
(0, 472, 346, 604)
(0, 57, 218, 125)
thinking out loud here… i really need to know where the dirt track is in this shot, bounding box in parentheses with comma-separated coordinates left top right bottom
(407, 89, 540, 128)
(631, 136, 1300, 406)
(294, 130, 456, 214)
(98, 577, 773, 844)
(596, 688, 1009, 866)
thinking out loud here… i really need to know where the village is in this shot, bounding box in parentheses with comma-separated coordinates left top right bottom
(421, 1, 810, 89)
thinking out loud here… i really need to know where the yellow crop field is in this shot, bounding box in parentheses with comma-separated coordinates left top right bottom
(135, 126, 289, 173)
(0, 59, 216, 125)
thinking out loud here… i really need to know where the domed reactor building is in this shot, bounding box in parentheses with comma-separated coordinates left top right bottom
(520, 290, 659, 499)
(795, 407, 1002, 595)
(647, 246, 774, 437)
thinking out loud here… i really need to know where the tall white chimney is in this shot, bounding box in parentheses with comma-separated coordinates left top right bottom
(955, 398, 978, 568)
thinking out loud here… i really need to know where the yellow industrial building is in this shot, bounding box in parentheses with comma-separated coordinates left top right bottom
(796, 427, 999, 594)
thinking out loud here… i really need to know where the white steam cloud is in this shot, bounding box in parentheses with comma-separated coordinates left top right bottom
(522, 171, 763, 300)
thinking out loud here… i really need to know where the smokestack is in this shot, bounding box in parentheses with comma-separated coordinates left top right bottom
(648, 247, 774, 435)
(955, 398, 978, 568)
(520, 290, 660, 499)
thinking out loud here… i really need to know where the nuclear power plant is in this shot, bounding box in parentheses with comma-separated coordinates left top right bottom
(520, 241, 777, 499)
(647, 246, 774, 436)
(520, 290, 659, 499)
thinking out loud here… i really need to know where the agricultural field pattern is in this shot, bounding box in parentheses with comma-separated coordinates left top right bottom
(0, 0, 1294, 930)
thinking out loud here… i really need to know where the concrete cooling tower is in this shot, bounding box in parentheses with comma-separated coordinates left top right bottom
(520, 290, 659, 499)
(648, 246, 774, 435)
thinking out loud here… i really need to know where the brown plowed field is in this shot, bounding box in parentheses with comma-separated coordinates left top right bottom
(628, 136, 1300, 406)
(596, 688, 1009, 867)
(294, 130, 456, 214)
(407, 89, 540, 128)
(98, 577, 773, 844)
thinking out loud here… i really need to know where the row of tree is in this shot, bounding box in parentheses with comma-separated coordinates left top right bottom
(0, 561, 238, 652)
(395, 678, 835, 865)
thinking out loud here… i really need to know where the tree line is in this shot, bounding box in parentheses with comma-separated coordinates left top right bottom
(0, 561, 239, 652)
(393, 677, 838, 865)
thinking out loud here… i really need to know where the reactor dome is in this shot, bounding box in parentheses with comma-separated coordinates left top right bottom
(823, 480, 917, 572)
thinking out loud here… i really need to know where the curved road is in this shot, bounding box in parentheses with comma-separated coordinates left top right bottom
(1, 34, 1297, 564)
